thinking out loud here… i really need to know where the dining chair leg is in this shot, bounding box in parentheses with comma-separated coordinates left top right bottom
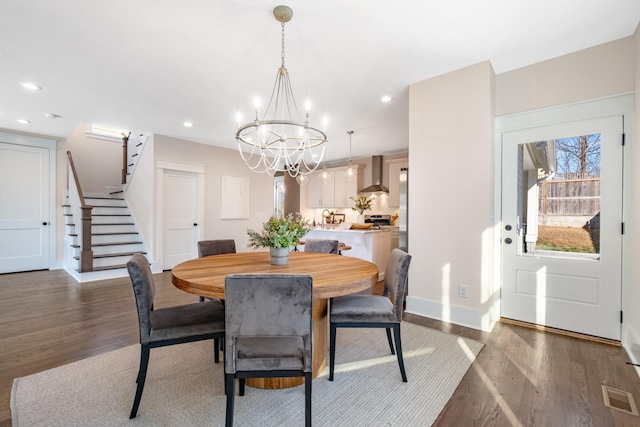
(385, 327, 395, 354)
(329, 323, 337, 381)
(130, 345, 150, 419)
(225, 374, 235, 427)
(393, 324, 408, 382)
(305, 372, 312, 427)
(214, 338, 220, 363)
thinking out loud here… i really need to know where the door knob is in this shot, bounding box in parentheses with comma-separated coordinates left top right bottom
(505, 224, 512, 231)
(193, 223, 198, 226)
(42, 222, 48, 226)
(504, 237, 512, 244)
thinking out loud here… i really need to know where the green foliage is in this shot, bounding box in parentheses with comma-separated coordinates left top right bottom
(350, 194, 374, 215)
(246, 213, 311, 249)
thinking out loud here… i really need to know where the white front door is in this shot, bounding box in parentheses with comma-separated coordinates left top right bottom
(501, 115, 623, 340)
(0, 143, 50, 273)
(162, 169, 201, 269)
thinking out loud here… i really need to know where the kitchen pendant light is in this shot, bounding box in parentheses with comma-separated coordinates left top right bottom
(344, 130, 355, 181)
(235, 5, 327, 178)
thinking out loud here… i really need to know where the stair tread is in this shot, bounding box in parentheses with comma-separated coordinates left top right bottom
(70, 241, 142, 248)
(68, 232, 138, 237)
(92, 223, 135, 226)
(85, 197, 125, 200)
(92, 241, 143, 246)
(73, 251, 146, 260)
(92, 214, 131, 217)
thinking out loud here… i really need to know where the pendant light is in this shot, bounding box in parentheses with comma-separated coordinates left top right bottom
(344, 130, 355, 181)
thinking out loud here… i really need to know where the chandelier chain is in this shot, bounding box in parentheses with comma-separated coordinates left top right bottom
(281, 22, 286, 68)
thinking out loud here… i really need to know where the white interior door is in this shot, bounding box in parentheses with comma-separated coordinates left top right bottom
(0, 143, 50, 273)
(162, 169, 200, 269)
(501, 115, 623, 340)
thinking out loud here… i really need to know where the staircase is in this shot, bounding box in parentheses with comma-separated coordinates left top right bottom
(64, 133, 150, 282)
(63, 194, 147, 281)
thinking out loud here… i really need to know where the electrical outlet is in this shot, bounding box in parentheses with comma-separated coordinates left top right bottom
(458, 284, 468, 299)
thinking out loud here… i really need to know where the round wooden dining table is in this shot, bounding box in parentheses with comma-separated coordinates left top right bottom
(171, 250, 379, 389)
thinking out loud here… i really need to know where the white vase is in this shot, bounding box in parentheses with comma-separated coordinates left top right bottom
(270, 247, 289, 265)
(356, 214, 365, 223)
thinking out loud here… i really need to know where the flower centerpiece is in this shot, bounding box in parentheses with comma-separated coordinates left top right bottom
(350, 194, 374, 222)
(246, 213, 311, 265)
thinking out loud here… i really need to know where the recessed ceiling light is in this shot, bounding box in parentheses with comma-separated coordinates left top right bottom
(380, 95, 392, 103)
(17, 119, 31, 124)
(183, 121, 194, 127)
(20, 82, 42, 91)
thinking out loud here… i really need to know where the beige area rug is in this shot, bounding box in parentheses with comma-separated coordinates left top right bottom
(11, 322, 483, 427)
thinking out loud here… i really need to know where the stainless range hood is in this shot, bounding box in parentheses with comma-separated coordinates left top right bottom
(359, 155, 389, 193)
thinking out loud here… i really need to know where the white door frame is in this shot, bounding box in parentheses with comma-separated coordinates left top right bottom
(156, 160, 205, 270)
(0, 132, 57, 271)
(494, 93, 634, 336)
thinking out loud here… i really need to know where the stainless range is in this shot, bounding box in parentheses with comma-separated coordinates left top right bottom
(364, 214, 391, 228)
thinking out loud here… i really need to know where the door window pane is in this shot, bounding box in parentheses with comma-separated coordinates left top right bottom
(519, 134, 601, 256)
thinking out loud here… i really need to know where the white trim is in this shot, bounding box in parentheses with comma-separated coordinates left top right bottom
(156, 161, 205, 271)
(496, 93, 634, 132)
(625, 325, 640, 378)
(495, 94, 634, 343)
(157, 159, 205, 174)
(0, 132, 57, 271)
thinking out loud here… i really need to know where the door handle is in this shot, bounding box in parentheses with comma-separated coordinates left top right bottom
(504, 237, 512, 244)
(42, 222, 49, 226)
(193, 223, 198, 227)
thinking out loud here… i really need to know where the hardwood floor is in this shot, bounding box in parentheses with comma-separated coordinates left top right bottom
(1, 269, 640, 426)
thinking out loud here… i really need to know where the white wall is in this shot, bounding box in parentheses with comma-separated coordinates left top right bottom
(496, 37, 634, 115)
(407, 61, 497, 331)
(126, 135, 155, 263)
(628, 25, 640, 369)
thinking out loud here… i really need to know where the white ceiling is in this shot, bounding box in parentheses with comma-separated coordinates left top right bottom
(2, 0, 639, 162)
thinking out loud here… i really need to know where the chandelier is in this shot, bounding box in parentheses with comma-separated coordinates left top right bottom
(235, 5, 327, 178)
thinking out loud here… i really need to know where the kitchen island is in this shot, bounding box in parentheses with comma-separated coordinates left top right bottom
(302, 228, 391, 279)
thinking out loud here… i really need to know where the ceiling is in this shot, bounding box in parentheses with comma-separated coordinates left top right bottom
(2, 0, 639, 163)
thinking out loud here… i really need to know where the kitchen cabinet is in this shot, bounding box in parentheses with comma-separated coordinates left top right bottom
(307, 171, 334, 208)
(333, 166, 359, 208)
(387, 159, 408, 207)
(304, 228, 391, 279)
(390, 228, 399, 250)
(307, 165, 358, 208)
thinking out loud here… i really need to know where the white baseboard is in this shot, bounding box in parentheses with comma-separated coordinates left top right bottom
(63, 266, 128, 283)
(623, 325, 640, 378)
(405, 294, 498, 333)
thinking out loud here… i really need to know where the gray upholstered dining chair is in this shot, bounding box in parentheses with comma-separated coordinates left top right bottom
(126, 253, 225, 419)
(224, 274, 313, 427)
(304, 238, 339, 254)
(329, 248, 412, 382)
(198, 239, 236, 258)
(197, 239, 236, 302)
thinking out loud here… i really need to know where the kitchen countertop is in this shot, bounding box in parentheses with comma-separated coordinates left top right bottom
(309, 227, 390, 234)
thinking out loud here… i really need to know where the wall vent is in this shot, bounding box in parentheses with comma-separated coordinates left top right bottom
(602, 385, 639, 416)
